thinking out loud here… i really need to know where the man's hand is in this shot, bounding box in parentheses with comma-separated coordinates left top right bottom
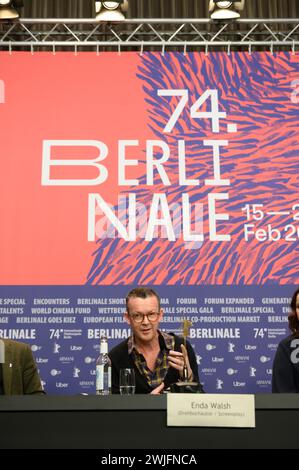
(168, 345, 193, 381)
(150, 382, 164, 395)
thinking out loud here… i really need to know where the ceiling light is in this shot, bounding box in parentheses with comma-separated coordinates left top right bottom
(95, 1, 129, 22)
(0, 0, 23, 20)
(209, 1, 245, 20)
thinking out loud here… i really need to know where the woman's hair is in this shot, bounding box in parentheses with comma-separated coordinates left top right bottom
(288, 288, 299, 336)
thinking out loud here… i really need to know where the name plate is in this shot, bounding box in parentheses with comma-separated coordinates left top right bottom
(167, 394, 255, 428)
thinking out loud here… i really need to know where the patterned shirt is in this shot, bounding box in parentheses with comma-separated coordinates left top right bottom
(128, 331, 175, 389)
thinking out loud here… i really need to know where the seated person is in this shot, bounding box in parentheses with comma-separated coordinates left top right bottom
(109, 287, 203, 394)
(0, 338, 45, 395)
(272, 287, 299, 392)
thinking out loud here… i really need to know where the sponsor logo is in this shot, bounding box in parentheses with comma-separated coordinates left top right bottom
(73, 367, 80, 378)
(233, 381, 246, 387)
(256, 380, 271, 386)
(216, 379, 223, 390)
(212, 357, 224, 363)
(202, 368, 216, 374)
(234, 355, 249, 363)
(53, 342, 61, 353)
(59, 356, 74, 363)
(56, 382, 69, 388)
(50, 369, 61, 376)
(260, 356, 271, 363)
(196, 355, 202, 365)
(36, 358, 49, 364)
(267, 343, 279, 351)
(85, 356, 95, 364)
(227, 368, 238, 375)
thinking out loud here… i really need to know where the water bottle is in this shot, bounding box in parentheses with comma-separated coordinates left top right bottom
(96, 336, 111, 395)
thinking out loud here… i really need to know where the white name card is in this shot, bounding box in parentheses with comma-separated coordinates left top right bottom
(167, 394, 255, 428)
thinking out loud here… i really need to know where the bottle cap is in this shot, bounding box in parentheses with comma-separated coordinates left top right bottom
(100, 337, 108, 354)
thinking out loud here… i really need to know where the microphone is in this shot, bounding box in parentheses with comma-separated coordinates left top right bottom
(0, 339, 4, 364)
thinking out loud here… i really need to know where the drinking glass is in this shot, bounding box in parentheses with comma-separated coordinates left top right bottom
(119, 368, 135, 395)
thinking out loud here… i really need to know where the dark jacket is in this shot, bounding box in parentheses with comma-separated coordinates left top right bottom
(0, 339, 45, 395)
(109, 333, 203, 394)
(272, 334, 299, 393)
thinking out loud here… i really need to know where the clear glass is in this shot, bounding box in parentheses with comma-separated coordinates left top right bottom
(119, 368, 135, 395)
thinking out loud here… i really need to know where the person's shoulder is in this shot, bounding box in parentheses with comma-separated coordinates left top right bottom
(2, 338, 29, 351)
(278, 334, 297, 349)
